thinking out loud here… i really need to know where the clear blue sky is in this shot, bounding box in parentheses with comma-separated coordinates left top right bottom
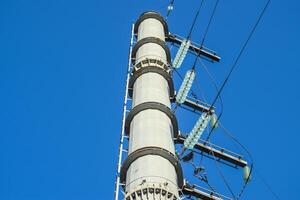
(0, 0, 299, 199)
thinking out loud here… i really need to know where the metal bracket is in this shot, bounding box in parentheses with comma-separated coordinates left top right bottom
(175, 135, 248, 168)
(167, 33, 221, 62)
(172, 95, 214, 114)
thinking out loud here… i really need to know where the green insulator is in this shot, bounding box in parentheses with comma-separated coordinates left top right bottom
(243, 165, 251, 183)
(210, 113, 218, 129)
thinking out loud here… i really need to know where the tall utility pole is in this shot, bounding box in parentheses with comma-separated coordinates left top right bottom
(116, 10, 250, 200)
(120, 11, 183, 200)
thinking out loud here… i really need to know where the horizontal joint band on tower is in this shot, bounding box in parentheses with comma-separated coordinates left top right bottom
(134, 11, 169, 36)
(131, 37, 171, 65)
(125, 102, 178, 138)
(128, 65, 174, 98)
(120, 146, 184, 189)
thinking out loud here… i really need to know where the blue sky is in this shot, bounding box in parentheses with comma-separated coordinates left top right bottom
(0, 0, 299, 199)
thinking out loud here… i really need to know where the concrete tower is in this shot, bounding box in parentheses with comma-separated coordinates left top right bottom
(120, 11, 183, 200)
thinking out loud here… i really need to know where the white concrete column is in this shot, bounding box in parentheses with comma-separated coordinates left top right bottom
(124, 12, 180, 200)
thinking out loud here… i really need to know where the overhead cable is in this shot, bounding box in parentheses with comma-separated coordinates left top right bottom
(201, 0, 220, 46)
(255, 169, 281, 200)
(187, 0, 204, 39)
(206, 136, 237, 199)
(191, 0, 219, 68)
(218, 123, 255, 200)
(205, 0, 272, 141)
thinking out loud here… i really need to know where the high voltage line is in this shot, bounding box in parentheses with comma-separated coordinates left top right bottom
(170, 0, 273, 198)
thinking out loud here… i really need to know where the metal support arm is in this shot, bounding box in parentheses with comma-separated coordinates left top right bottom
(166, 33, 221, 62)
(175, 135, 248, 168)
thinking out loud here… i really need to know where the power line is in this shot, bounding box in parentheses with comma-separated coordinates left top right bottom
(194, 60, 237, 199)
(190, 0, 220, 69)
(201, 0, 220, 46)
(198, 58, 224, 116)
(173, 0, 272, 198)
(172, 0, 205, 102)
(182, 151, 224, 199)
(178, 5, 265, 191)
(176, 83, 240, 199)
(196, 57, 227, 169)
(187, 0, 204, 39)
(196, 121, 254, 200)
(218, 122, 281, 200)
(204, 0, 272, 141)
(218, 123, 254, 199)
(193, 66, 209, 102)
(212, 0, 271, 108)
(255, 168, 281, 200)
(219, 123, 254, 163)
(206, 135, 237, 199)
(220, 122, 278, 199)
